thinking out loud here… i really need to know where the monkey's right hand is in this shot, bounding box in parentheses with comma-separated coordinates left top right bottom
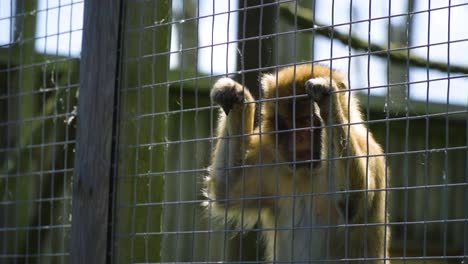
(210, 78, 245, 115)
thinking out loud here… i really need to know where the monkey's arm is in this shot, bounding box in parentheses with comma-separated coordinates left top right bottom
(206, 78, 260, 227)
(306, 78, 386, 223)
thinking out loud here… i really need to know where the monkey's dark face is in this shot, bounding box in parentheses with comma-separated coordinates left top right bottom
(271, 98, 322, 168)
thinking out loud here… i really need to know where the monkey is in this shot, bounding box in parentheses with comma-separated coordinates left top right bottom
(205, 64, 390, 263)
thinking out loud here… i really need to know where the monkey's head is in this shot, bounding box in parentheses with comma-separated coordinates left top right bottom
(260, 64, 346, 168)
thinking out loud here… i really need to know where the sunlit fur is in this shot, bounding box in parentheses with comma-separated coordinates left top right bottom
(205, 64, 390, 263)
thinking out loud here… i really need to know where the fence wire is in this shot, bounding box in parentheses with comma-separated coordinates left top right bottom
(1, 0, 467, 263)
(0, 0, 82, 263)
(111, 1, 467, 263)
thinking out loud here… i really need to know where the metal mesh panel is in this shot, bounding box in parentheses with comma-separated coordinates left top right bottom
(110, 0, 467, 263)
(0, 0, 82, 262)
(1, 0, 467, 263)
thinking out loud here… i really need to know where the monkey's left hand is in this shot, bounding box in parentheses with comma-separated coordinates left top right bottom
(305, 77, 334, 103)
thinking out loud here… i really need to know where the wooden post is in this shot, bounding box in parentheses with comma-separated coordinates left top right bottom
(70, 0, 122, 263)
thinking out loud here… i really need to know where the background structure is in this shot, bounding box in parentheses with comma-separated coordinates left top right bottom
(0, 0, 466, 263)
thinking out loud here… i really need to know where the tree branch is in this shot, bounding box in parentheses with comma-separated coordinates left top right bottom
(279, 4, 468, 74)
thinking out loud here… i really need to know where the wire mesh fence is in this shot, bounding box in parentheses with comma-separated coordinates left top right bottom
(0, 0, 467, 263)
(0, 1, 82, 262)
